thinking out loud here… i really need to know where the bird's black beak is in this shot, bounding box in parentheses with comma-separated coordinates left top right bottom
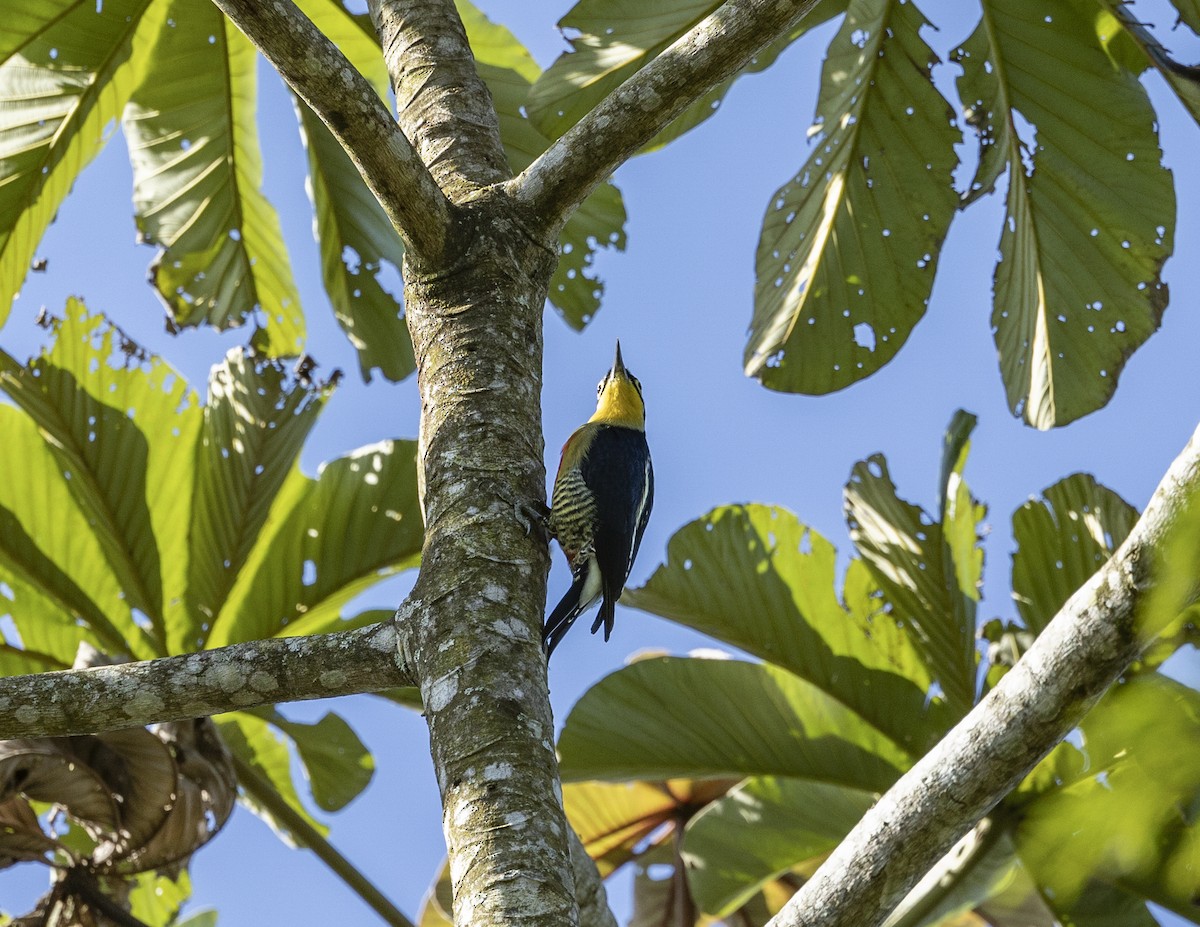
(612, 340, 626, 376)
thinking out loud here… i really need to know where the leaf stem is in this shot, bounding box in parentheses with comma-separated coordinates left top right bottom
(231, 754, 415, 927)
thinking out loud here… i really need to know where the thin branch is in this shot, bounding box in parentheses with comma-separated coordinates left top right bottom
(371, 0, 511, 199)
(209, 0, 451, 261)
(0, 621, 413, 739)
(510, 0, 823, 238)
(232, 754, 415, 927)
(764, 422, 1200, 927)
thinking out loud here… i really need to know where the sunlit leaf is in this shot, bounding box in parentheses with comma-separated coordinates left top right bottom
(845, 438, 982, 717)
(127, 867, 191, 925)
(746, 0, 960, 395)
(1010, 474, 1137, 635)
(558, 656, 909, 791)
(123, 0, 304, 354)
(683, 776, 874, 916)
(565, 779, 733, 877)
(0, 0, 162, 327)
(0, 301, 202, 658)
(955, 0, 1174, 429)
(207, 439, 422, 646)
(180, 349, 328, 653)
(626, 504, 944, 751)
(417, 858, 454, 927)
(1016, 674, 1200, 915)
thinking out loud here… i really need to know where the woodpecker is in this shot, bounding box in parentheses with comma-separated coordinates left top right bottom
(543, 342, 654, 659)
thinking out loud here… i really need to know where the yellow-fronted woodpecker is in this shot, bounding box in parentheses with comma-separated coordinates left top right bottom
(543, 342, 654, 658)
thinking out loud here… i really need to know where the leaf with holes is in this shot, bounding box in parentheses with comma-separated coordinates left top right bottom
(123, 0, 303, 354)
(955, 0, 1174, 429)
(179, 348, 329, 653)
(746, 0, 960, 394)
(0, 302, 201, 658)
(625, 504, 946, 751)
(207, 439, 422, 647)
(0, 0, 163, 329)
(844, 416, 984, 718)
(558, 656, 910, 791)
(1010, 474, 1137, 636)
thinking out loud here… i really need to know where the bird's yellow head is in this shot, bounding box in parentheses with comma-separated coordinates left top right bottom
(589, 341, 645, 429)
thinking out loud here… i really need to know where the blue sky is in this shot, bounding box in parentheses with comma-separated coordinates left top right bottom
(2, 0, 1198, 923)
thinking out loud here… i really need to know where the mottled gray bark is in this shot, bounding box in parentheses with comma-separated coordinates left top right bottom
(372, 0, 511, 198)
(209, 0, 450, 260)
(765, 423, 1200, 927)
(19, 1, 1187, 926)
(0, 621, 409, 737)
(511, 0, 823, 239)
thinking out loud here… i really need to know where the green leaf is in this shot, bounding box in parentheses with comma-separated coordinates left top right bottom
(845, 432, 982, 718)
(625, 504, 944, 751)
(746, 0, 960, 395)
(1010, 474, 1138, 635)
(123, 0, 303, 354)
(263, 710, 375, 814)
(557, 656, 910, 791)
(175, 911, 219, 927)
(458, 0, 626, 329)
(0, 301, 203, 657)
(527, 0, 845, 150)
(0, 0, 162, 328)
(208, 440, 422, 647)
(0, 414, 125, 663)
(1169, 0, 1200, 34)
(180, 349, 329, 653)
(683, 776, 875, 916)
(214, 711, 328, 840)
(295, 99, 412, 382)
(128, 869, 192, 927)
(955, 0, 1174, 429)
(1016, 674, 1200, 918)
(564, 778, 733, 877)
(0, 0, 81, 65)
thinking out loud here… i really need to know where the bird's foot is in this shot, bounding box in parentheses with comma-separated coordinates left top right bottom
(514, 499, 552, 541)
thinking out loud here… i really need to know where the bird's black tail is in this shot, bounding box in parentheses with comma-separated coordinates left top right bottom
(543, 572, 589, 659)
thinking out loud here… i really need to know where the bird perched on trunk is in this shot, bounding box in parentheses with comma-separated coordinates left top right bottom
(543, 342, 654, 659)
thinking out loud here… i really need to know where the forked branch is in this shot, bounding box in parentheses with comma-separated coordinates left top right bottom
(210, 0, 452, 260)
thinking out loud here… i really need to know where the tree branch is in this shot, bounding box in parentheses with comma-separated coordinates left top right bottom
(765, 422, 1200, 927)
(0, 621, 412, 738)
(510, 0, 822, 238)
(371, 0, 510, 201)
(209, 0, 451, 261)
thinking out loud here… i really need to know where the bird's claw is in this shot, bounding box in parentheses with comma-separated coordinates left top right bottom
(515, 499, 552, 541)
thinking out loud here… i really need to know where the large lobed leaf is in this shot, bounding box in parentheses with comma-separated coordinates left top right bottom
(625, 504, 944, 752)
(0, 0, 163, 329)
(1010, 474, 1137, 635)
(844, 413, 984, 718)
(557, 656, 911, 792)
(746, 0, 960, 394)
(955, 0, 1174, 429)
(123, 0, 303, 355)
